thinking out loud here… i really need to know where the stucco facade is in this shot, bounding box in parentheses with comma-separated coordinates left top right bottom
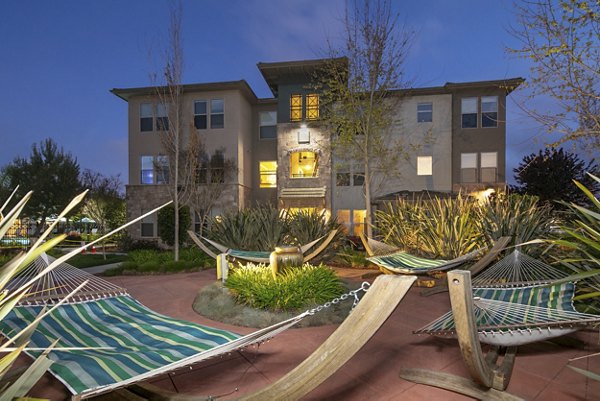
(112, 58, 522, 241)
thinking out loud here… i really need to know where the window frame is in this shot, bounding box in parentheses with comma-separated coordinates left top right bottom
(306, 94, 319, 120)
(290, 94, 303, 122)
(417, 156, 433, 176)
(461, 97, 478, 129)
(140, 103, 153, 132)
(194, 100, 208, 130)
(481, 96, 498, 128)
(259, 111, 277, 140)
(259, 160, 277, 188)
(290, 151, 319, 178)
(417, 102, 433, 123)
(210, 99, 224, 129)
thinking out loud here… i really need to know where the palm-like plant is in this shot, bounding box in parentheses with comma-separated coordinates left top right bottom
(0, 187, 170, 398)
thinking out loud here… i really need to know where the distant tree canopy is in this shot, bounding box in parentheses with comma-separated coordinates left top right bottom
(80, 169, 125, 234)
(4, 138, 81, 235)
(511, 147, 599, 209)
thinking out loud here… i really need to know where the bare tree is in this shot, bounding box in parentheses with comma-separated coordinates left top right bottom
(319, 0, 414, 237)
(509, 0, 600, 150)
(151, 1, 199, 260)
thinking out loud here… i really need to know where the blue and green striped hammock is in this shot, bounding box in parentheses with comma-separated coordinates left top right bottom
(367, 247, 484, 275)
(1, 253, 309, 399)
(414, 282, 600, 346)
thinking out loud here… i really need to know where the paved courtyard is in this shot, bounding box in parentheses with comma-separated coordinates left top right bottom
(29, 268, 600, 400)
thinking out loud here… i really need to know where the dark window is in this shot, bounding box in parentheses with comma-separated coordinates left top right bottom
(196, 160, 208, 184)
(481, 96, 498, 128)
(417, 103, 433, 122)
(259, 111, 277, 139)
(210, 99, 224, 129)
(461, 98, 477, 128)
(336, 173, 350, 186)
(210, 152, 225, 183)
(353, 173, 365, 186)
(194, 101, 207, 129)
(155, 156, 169, 184)
(156, 103, 168, 131)
(140, 103, 153, 132)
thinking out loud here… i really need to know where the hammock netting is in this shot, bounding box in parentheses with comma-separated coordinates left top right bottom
(415, 281, 600, 346)
(0, 254, 308, 399)
(471, 250, 570, 287)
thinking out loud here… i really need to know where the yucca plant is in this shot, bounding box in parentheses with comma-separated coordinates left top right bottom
(376, 193, 484, 258)
(0, 187, 170, 398)
(476, 192, 554, 251)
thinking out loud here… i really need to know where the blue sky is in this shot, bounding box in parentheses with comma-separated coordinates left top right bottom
(1, 0, 554, 184)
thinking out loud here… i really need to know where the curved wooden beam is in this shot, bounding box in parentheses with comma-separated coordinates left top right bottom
(238, 274, 416, 400)
(187, 230, 219, 260)
(303, 229, 339, 263)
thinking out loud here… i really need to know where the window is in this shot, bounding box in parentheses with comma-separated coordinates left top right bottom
(290, 151, 318, 178)
(210, 151, 225, 183)
(155, 155, 169, 184)
(336, 161, 364, 186)
(141, 156, 154, 184)
(481, 96, 498, 127)
(140, 210, 156, 237)
(140, 103, 153, 132)
(306, 94, 319, 120)
(196, 158, 208, 184)
(259, 161, 277, 188)
(480, 152, 497, 182)
(461, 153, 478, 183)
(336, 209, 366, 236)
(194, 100, 207, 129)
(259, 111, 277, 139)
(417, 102, 433, 122)
(417, 156, 433, 176)
(461, 98, 478, 128)
(210, 99, 224, 129)
(156, 103, 169, 131)
(290, 94, 302, 121)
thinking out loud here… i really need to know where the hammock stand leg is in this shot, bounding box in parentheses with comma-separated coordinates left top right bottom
(401, 270, 518, 399)
(448, 270, 517, 391)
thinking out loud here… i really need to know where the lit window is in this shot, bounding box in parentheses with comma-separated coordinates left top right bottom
(336, 209, 366, 236)
(461, 98, 478, 128)
(259, 111, 277, 139)
(194, 100, 207, 129)
(306, 94, 319, 120)
(141, 156, 154, 184)
(290, 151, 318, 178)
(417, 102, 433, 122)
(481, 96, 498, 128)
(417, 156, 433, 176)
(461, 153, 478, 183)
(290, 94, 302, 121)
(480, 152, 497, 182)
(156, 103, 169, 131)
(210, 99, 224, 129)
(259, 161, 277, 188)
(140, 103, 153, 132)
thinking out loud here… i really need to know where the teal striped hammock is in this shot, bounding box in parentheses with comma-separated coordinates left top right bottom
(415, 282, 600, 346)
(366, 247, 484, 275)
(1, 254, 308, 399)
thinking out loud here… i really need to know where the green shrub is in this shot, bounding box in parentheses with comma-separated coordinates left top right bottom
(158, 204, 191, 246)
(225, 263, 344, 311)
(334, 247, 371, 268)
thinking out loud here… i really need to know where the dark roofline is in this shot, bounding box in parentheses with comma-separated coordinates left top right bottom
(110, 80, 259, 102)
(388, 77, 525, 97)
(257, 57, 347, 96)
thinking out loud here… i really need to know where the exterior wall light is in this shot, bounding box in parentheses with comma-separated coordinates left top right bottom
(298, 124, 310, 144)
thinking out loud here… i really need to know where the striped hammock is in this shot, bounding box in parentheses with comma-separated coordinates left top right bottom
(414, 282, 600, 346)
(366, 247, 484, 275)
(0, 254, 309, 399)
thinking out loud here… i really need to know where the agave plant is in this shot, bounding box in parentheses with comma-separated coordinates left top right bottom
(0, 186, 170, 398)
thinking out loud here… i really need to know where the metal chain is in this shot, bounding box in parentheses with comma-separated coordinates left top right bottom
(306, 281, 371, 316)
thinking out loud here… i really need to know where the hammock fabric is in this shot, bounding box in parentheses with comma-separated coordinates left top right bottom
(0, 254, 308, 399)
(414, 282, 600, 346)
(366, 248, 483, 275)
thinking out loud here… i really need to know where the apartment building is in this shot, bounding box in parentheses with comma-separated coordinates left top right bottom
(112, 58, 523, 241)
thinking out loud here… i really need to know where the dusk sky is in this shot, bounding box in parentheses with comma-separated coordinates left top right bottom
(1, 0, 567, 185)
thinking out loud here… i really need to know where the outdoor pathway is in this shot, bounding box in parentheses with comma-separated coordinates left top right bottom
(28, 268, 600, 400)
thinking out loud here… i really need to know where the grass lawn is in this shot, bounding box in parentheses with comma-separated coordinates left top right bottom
(64, 253, 128, 269)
